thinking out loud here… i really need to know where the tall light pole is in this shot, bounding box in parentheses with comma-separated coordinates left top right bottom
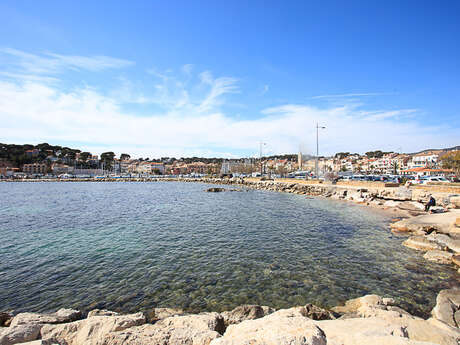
(315, 123, 326, 179)
(259, 141, 266, 176)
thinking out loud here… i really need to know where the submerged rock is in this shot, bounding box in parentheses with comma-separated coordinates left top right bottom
(205, 188, 225, 193)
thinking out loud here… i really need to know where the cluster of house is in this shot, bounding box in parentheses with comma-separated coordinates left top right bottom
(0, 148, 457, 178)
(306, 150, 454, 176)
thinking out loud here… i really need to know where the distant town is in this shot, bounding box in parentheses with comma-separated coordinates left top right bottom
(0, 142, 459, 179)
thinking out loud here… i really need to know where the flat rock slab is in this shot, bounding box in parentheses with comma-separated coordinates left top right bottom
(103, 313, 223, 345)
(10, 309, 81, 327)
(210, 315, 327, 345)
(403, 236, 442, 251)
(391, 210, 460, 235)
(423, 250, 453, 264)
(427, 233, 460, 253)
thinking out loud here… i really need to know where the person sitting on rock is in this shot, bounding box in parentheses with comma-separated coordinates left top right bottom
(425, 196, 436, 212)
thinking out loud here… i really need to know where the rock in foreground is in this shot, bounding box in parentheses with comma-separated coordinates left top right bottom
(2, 291, 460, 345)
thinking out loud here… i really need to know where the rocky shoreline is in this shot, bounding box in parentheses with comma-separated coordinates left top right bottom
(1, 289, 460, 345)
(2, 177, 460, 344)
(198, 177, 460, 269)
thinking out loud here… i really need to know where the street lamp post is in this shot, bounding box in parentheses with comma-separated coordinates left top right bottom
(259, 142, 266, 176)
(315, 123, 326, 179)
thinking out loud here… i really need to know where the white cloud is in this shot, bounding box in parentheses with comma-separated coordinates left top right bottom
(0, 78, 457, 158)
(311, 92, 395, 99)
(0, 48, 133, 75)
(0, 49, 457, 158)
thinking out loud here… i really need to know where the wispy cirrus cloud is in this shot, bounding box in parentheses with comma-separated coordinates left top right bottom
(0, 48, 133, 75)
(311, 92, 396, 100)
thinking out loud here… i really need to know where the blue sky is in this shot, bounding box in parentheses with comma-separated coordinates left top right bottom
(0, 1, 459, 158)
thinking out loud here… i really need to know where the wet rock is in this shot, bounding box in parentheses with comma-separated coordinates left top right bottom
(146, 308, 185, 323)
(10, 309, 81, 327)
(102, 313, 222, 345)
(432, 289, 460, 328)
(0, 313, 12, 327)
(423, 250, 453, 264)
(303, 304, 338, 320)
(40, 312, 145, 345)
(0, 324, 42, 345)
(402, 236, 442, 251)
(205, 188, 225, 192)
(210, 313, 327, 345)
(220, 305, 274, 327)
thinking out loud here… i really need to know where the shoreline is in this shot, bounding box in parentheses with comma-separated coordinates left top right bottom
(1, 290, 459, 345)
(2, 178, 460, 344)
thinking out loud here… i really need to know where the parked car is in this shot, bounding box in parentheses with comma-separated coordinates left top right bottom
(421, 176, 450, 184)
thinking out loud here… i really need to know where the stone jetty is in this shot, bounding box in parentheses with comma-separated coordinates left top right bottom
(1, 290, 460, 345)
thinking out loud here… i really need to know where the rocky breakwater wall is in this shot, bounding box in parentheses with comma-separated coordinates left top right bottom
(1, 290, 460, 345)
(186, 177, 459, 212)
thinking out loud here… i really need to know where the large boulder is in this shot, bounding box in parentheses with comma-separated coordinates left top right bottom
(403, 236, 442, 251)
(426, 233, 460, 253)
(316, 316, 459, 345)
(40, 312, 145, 345)
(10, 309, 81, 327)
(210, 313, 327, 345)
(432, 289, 460, 328)
(0, 324, 42, 345)
(331, 294, 416, 320)
(102, 313, 223, 345)
(423, 250, 453, 264)
(332, 295, 395, 315)
(220, 305, 274, 327)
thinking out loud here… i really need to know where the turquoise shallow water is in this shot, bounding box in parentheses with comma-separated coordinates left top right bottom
(0, 181, 458, 317)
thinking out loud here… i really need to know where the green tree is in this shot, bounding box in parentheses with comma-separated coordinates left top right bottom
(101, 152, 115, 171)
(79, 152, 91, 163)
(440, 151, 460, 174)
(120, 153, 131, 161)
